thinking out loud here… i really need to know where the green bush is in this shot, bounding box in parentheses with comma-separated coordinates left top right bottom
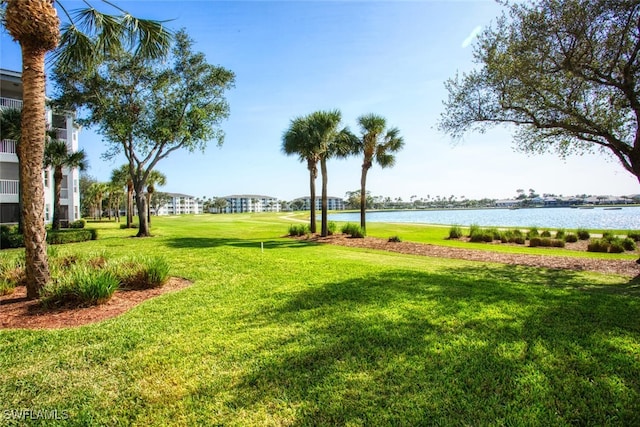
(513, 236, 526, 245)
(341, 223, 365, 238)
(448, 225, 463, 239)
(47, 229, 94, 245)
(587, 239, 609, 253)
(0, 231, 24, 249)
(327, 221, 337, 236)
(119, 223, 138, 229)
(609, 241, 626, 254)
(69, 219, 86, 229)
(529, 237, 542, 247)
(551, 239, 565, 248)
(627, 230, 640, 242)
(388, 236, 402, 243)
(601, 231, 616, 242)
(469, 229, 493, 243)
(110, 256, 171, 290)
(0, 255, 24, 295)
(540, 230, 552, 238)
(526, 227, 540, 239)
(565, 233, 578, 243)
(539, 238, 552, 247)
(41, 267, 119, 307)
(555, 229, 566, 240)
(577, 228, 590, 240)
(288, 224, 309, 237)
(622, 238, 637, 251)
(468, 224, 480, 238)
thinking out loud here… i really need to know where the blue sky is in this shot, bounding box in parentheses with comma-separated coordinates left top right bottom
(1, 0, 638, 201)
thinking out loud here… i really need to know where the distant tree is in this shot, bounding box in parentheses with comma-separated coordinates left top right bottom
(111, 165, 134, 228)
(150, 191, 171, 216)
(43, 136, 87, 230)
(145, 170, 166, 223)
(438, 0, 640, 186)
(55, 30, 234, 237)
(106, 182, 124, 222)
(79, 172, 97, 218)
(214, 197, 228, 214)
(290, 199, 305, 211)
(345, 190, 373, 210)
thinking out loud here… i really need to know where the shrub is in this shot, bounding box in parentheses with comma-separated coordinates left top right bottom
(609, 241, 626, 254)
(469, 229, 493, 243)
(551, 239, 565, 248)
(540, 230, 552, 238)
(47, 229, 94, 245)
(327, 221, 337, 236)
(388, 236, 402, 243)
(565, 233, 578, 243)
(577, 228, 590, 240)
(0, 256, 24, 295)
(587, 239, 610, 253)
(487, 228, 502, 240)
(69, 219, 86, 229)
(622, 238, 637, 251)
(341, 223, 365, 238)
(601, 231, 616, 242)
(529, 237, 542, 247)
(513, 236, 526, 245)
(115, 256, 170, 289)
(539, 238, 552, 247)
(448, 225, 463, 239)
(468, 224, 480, 238)
(526, 227, 540, 239)
(288, 224, 309, 237)
(627, 230, 640, 242)
(119, 223, 138, 229)
(41, 267, 119, 307)
(555, 229, 566, 240)
(0, 231, 23, 249)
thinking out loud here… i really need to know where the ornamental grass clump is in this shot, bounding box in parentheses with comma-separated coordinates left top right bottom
(448, 225, 463, 239)
(0, 254, 24, 296)
(114, 256, 170, 290)
(622, 238, 637, 251)
(587, 239, 610, 253)
(565, 233, 578, 243)
(41, 267, 119, 307)
(577, 228, 591, 240)
(288, 224, 309, 237)
(627, 230, 640, 242)
(341, 223, 365, 238)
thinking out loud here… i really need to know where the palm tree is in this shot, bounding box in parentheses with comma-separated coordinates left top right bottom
(307, 110, 357, 237)
(111, 165, 134, 228)
(282, 115, 320, 234)
(355, 114, 404, 232)
(145, 170, 166, 223)
(3, 0, 171, 298)
(43, 136, 87, 230)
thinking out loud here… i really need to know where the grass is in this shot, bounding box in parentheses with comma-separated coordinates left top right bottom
(1, 213, 639, 426)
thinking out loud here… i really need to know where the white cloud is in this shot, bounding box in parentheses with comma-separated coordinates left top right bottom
(461, 25, 483, 48)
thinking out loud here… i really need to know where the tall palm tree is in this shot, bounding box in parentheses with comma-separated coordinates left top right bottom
(282, 116, 320, 234)
(43, 136, 87, 230)
(3, 0, 171, 298)
(307, 110, 357, 237)
(356, 114, 404, 232)
(111, 165, 134, 228)
(145, 170, 166, 224)
(0, 107, 23, 232)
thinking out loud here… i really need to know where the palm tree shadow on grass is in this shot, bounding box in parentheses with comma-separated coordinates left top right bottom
(202, 267, 640, 425)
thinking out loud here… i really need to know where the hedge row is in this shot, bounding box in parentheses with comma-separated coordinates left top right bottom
(1, 229, 98, 249)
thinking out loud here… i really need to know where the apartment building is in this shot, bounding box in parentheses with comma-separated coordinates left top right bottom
(0, 69, 81, 225)
(222, 195, 280, 213)
(293, 196, 346, 211)
(154, 193, 201, 215)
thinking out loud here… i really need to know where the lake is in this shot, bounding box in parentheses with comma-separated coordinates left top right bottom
(328, 206, 640, 230)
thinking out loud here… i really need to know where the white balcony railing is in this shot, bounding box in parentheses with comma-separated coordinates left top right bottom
(0, 180, 19, 195)
(0, 97, 22, 110)
(0, 139, 17, 154)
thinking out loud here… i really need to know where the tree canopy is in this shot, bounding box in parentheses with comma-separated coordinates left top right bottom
(438, 0, 640, 183)
(55, 29, 235, 236)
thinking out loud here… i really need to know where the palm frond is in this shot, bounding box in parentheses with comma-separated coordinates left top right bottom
(50, 23, 97, 71)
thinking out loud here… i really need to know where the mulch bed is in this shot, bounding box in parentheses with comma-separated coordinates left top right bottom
(302, 234, 640, 278)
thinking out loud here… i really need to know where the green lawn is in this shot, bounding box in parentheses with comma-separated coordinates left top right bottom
(1, 214, 639, 426)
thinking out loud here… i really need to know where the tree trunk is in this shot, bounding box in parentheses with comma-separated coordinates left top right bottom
(135, 186, 150, 237)
(146, 192, 152, 224)
(360, 165, 369, 232)
(126, 183, 133, 228)
(52, 166, 62, 230)
(308, 165, 317, 234)
(320, 157, 328, 237)
(19, 46, 50, 298)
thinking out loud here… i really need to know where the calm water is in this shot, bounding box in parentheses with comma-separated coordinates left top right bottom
(328, 207, 640, 230)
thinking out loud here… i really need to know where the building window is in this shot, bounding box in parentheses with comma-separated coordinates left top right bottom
(74, 205, 79, 220)
(44, 170, 49, 187)
(45, 204, 50, 221)
(74, 179, 78, 193)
